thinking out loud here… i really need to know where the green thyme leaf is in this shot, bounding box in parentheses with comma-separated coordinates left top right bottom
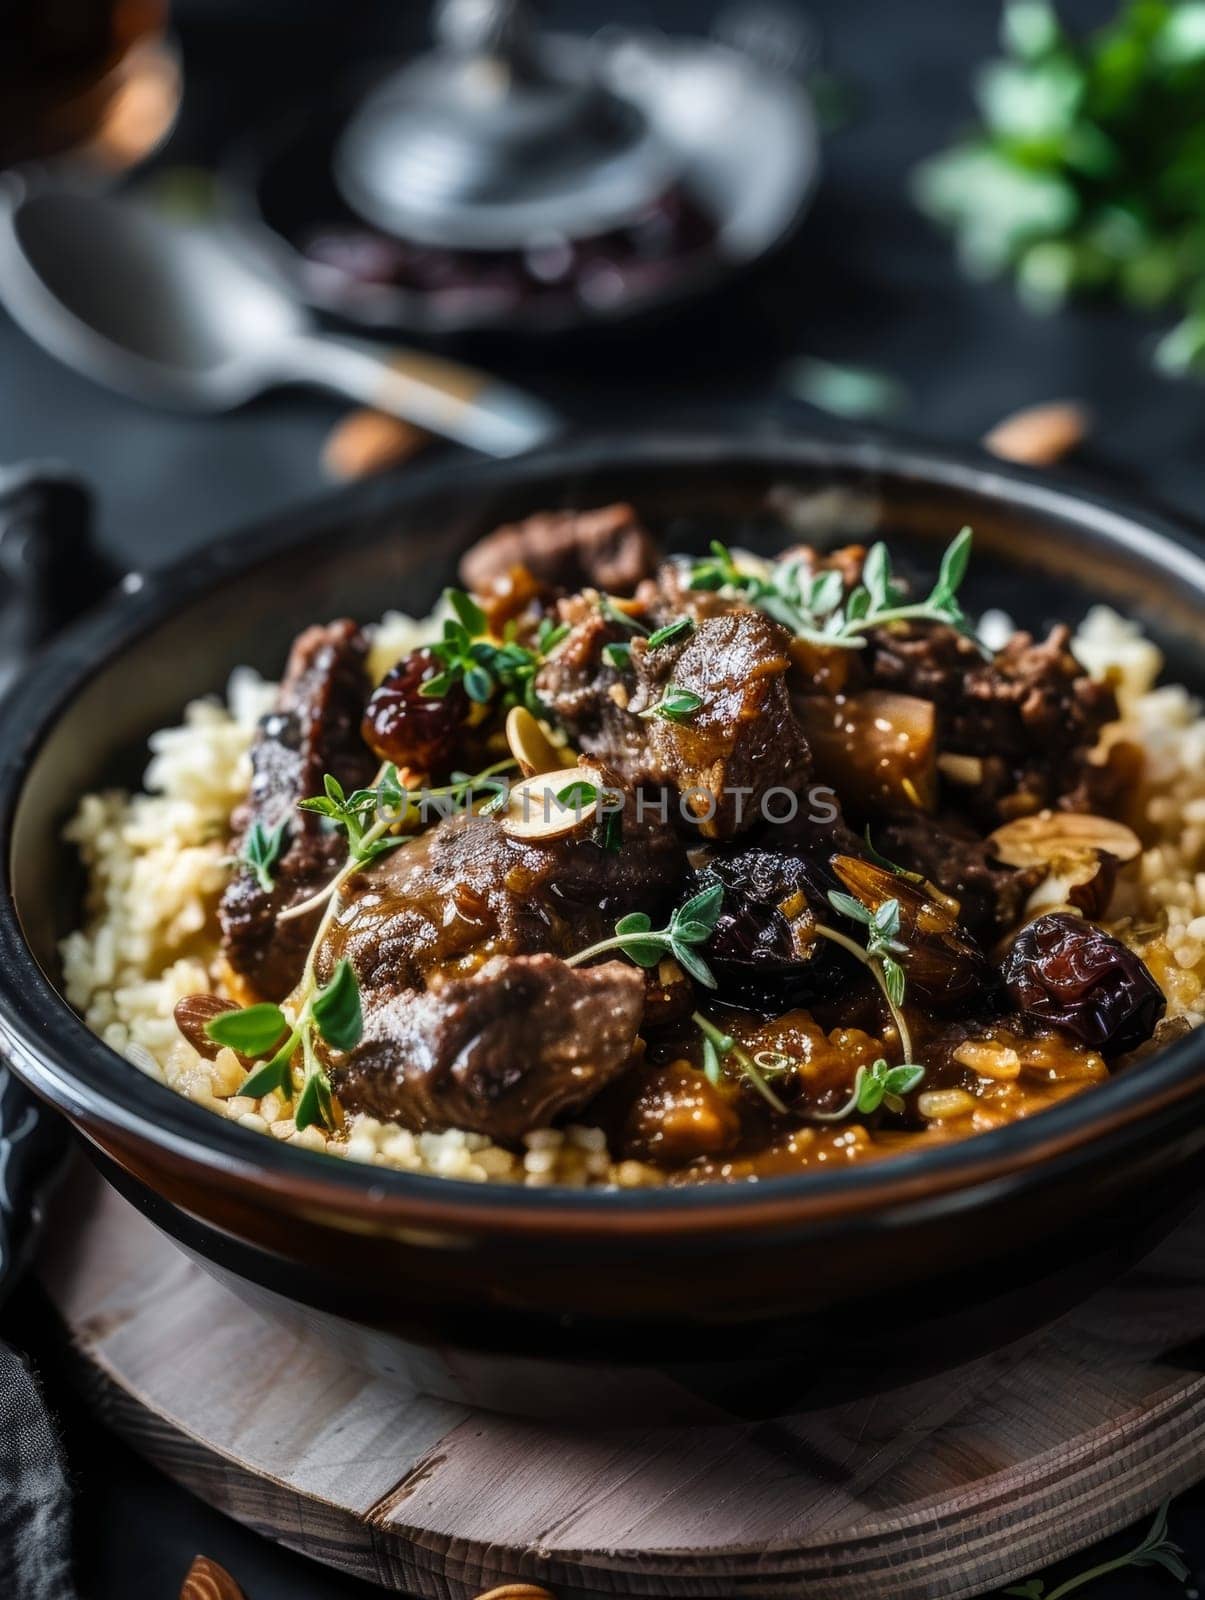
(640, 685, 704, 723)
(782, 355, 908, 422)
(615, 911, 652, 935)
(603, 641, 632, 671)
(862, 543, 890, 610)
(238, 1033, 298, 1099)
(884, 1064, 925, 1096)
(674, 884, 724, 935)
(536, 618, 570, 653)
(646, 616, 695, 650)
(463, 665, 494, 703)
(674, 944, 717, 988)
(809, 569, 845, 616)
(701, 1036, 723, 1086)
(294, 1067, 335, 1133)
(827, 890, 872, 926)
(241, 818, 288, 893)
(934, 525, 973, 602)
(296, 795, 341, 819)
(311, 959, 363, 1052)
(880, 956, 907, 1008)
(205, 1003, 288, 1056)
(871, 899, 903, 945)
(447, 588, 487, 636)
(855, 1066, 887, 1115)
(554, 780, 600, 808)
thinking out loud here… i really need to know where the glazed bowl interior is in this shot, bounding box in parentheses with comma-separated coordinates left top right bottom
(6, 430, 1205, 1224)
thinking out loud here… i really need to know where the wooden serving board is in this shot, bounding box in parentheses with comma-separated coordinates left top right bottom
(38, 1170, 1205, 1600)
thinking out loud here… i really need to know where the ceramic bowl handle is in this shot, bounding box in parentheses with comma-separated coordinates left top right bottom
(0, 462, 119, 1304)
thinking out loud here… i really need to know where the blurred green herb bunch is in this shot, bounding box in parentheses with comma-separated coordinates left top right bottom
(913, 0, 1205, 373)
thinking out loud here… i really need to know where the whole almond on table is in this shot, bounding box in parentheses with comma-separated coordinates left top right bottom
(322, 410, 428, 480)
(473, 1587, 557, 1600)
(982, 401, 1089, 466)
(179, 1555, 247, 1600)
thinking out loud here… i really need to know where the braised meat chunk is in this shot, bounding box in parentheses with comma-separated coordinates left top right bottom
(533, 593, 649, 776)
(220, 620, 374, 999)
(332, 954, 645, 1137)
(318, 787, 686, 997)
(631, 612, 813, 838)
(866, 621, 1117, 819)
(538, 607, 813, 839)
(459, 503, 659, 597)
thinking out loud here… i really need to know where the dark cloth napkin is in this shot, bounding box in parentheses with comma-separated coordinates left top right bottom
(0, 1060, 77, 1597)
(0, 1343, 77, 1600)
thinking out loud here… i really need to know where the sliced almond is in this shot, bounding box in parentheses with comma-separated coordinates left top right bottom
(987, 810, 1141, 868)
(505, 705, 574, 777)
(1023, 851, 1109, 919)
(500, 766, 604, 840)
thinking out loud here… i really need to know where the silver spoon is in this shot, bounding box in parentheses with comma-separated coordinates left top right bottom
(0, 183, 559, 457)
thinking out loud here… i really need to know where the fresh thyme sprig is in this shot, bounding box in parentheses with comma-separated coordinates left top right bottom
(212, 756, 517, 1133)
(284, 756, 516, 923)
(598, 602, 694, 670)
(206, 956, 362, 1132)
(1004, 1498, 1187, 1600)
(565, 884, 723, 987)
(813, 1057, 926, 1122)
(815, 893, 915, 1063)
(240, 818, 287, 893)
(417, 588, 567, 711)
(298, 768, 408, 868)
(694, 1010, 791, 1114)
(687, 527, 978, 651)
(826, 893, 907, 1006)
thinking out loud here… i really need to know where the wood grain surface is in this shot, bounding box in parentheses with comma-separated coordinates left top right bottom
(38, 1170, 1205, 1600)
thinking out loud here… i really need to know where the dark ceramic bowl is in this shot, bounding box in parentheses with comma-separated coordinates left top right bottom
(1, 431, 1203, 1423)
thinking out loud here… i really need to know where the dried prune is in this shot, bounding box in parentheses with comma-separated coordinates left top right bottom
(361, 647, 466, 775)
(830, 855, 993, 1012)
(687, 849, 854, 1011)
(1001, 911, 1165, 1054)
